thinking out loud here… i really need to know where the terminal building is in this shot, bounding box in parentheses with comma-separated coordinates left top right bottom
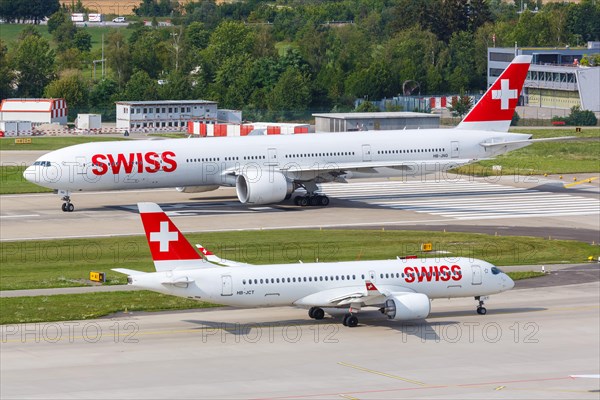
(115, 100, 218, 130)
(487, 43, 600, 112)
(312, 112, 440, 133)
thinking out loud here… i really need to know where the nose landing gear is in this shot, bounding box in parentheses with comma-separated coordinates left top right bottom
(60, 194, 74, 212)
(475, 296, 487, 315)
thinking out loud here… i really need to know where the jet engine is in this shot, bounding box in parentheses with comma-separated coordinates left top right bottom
(176, 186, 219, 193)
(383, 293, 431, 321)
(236, 170, 292, 205)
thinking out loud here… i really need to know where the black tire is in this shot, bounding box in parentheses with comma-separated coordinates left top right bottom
(309, 196, 319, 206)
(299, 196, 309, 207)
(313, 307, 325, 320)
(61, 203, 68, 212)
(294, 196, 301, 206)
(477, 307, 487, 315)
(67, 203, 74, 212)
(347, 315, 358, 327)
(342, 313, 351, 326)
(320, 196, 330, 206)
(308, 307, 316, 319)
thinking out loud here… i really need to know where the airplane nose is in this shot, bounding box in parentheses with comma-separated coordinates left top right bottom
(23, 165, 37, 183)
(505, 275, 515, 290)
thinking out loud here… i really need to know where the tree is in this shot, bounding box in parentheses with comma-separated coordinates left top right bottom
(267, 68, 311, 120)
(106, 30, 132, 88)
(0, 40, 15, 99)
(73, 30, 92, 53)
(122, 70, 159, 101)
(447, 94, 473, 118)
(355, 101, 379, 112)
(10, 34, 55, 97)
(44, 70, 89, 118)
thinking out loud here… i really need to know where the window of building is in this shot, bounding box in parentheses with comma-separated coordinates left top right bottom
(489, 52, 514, 62)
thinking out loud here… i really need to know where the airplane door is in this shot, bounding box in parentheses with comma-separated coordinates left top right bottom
(369, 270, 377, 282)
(221, 275, 233, 296)
(362, 145, 372, 162)
(451, 141, 459, 158)
(471, 265, 482, 285)
(267, 148, 278, 166)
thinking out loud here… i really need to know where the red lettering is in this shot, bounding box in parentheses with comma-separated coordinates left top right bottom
(161, 151, 177, 172)
(418, 266, 435, 282)
(137, 152, 143, 173)
(451, 265, 462, 281)
(440, 265, 450, 281)
(404, 267, 415, 283)
(91, 154, 108, 176)
(144, 152, 160, 173)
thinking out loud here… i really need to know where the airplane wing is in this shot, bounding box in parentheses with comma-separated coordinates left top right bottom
(293, 281, 412, 308)
(278, 159, 477, 174)
(195, 244, 252, 267)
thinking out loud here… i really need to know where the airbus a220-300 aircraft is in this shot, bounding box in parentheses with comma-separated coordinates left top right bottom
(113, 202, 515, 327)
(25, 55, 562, 212)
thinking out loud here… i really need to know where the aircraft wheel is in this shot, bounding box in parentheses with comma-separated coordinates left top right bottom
(67, 203, 75, 212)
(320, 196, 330, 206)
(342, 313, 351, 326)
(346, 315, 358, 327)
(308, 307, 316, 319)
(312, 307, 325, 320)
(477, 306, 487, 315)
(61, 203, 68, 212)
(299, 196, 309, 207)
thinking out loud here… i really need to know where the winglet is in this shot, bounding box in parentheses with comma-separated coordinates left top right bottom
(365, 280, 379, 294)
(138, 202, 206, 272)
(456, 55, 532, 132)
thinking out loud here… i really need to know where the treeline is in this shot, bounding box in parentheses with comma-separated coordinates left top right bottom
(0, 0, 60, 23)
(1, 0, 599, 121)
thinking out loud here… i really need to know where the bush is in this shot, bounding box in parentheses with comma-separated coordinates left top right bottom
(567, 106, 598, 126)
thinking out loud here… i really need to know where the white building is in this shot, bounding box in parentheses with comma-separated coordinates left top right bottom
(0, 98, 68, 125)
(115, 100, 218, 130)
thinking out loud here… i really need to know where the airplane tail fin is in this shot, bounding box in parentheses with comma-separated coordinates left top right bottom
(138, 202, 209, 272)
(456, 55, 532, 132)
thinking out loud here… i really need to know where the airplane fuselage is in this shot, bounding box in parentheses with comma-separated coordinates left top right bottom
(131, 257, 513, 308)
(25, 129, 532, 193)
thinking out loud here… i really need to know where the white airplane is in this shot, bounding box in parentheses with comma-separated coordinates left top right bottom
(113, 202, 515, 327)
(24, 55, 565, 212)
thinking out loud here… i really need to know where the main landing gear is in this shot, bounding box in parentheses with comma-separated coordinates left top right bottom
(293, 182, 330, 207)
(475, 296, 487, 315)
(294, 194, 330, 207)
(61, 195, 74, 212)
(308, 307, 359, 327)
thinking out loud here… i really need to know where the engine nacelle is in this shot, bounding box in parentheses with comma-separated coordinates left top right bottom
(384, 293, 430, 321)
(236, 170, 292, 205)
(176, 185, 219, 193)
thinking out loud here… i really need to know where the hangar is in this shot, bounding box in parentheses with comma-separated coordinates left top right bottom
(0, 98, 68, 125)
(313, 112, 440, 133)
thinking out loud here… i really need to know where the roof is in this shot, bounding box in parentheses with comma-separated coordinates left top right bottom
(0, 98, 65, 112)
(115, 100, 217, 106)
(312, 112, 439, 120)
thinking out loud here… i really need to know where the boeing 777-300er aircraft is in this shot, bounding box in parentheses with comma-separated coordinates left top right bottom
(24, 55, 567, 212)
(113, 202, 515, 327)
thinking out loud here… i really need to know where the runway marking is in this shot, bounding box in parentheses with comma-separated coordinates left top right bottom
(495, 385, 505, 390)
(338, 394, 359, 400)
(316, 180, 600, 220)
(564, 177, 598, 188)
(337, 362, 426, 386)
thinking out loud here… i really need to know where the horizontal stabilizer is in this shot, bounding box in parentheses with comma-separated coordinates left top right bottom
(480, 136, 576, 149)
(112, 268, 147, 276)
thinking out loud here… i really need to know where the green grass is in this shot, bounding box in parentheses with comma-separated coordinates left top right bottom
(506, 271, 546, 280)
(1, 230, 598, 291)
(0, 165, 53, 194)
(0, 23, 133, 53)
(0, 136, 128, 151)
(454, 128, 600, 175)
(0, 291, 220, 325)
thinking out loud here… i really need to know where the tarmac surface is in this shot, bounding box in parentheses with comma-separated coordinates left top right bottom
(1, 281, 598, 399)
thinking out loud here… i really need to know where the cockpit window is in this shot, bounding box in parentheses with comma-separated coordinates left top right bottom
(33, 161, 51, 167)
(491, 267, 503, 275)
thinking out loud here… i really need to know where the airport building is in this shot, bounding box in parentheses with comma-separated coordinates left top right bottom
(487, 43, 600, 112)
(0, 98, 68, 125)
(115, 100, 218, 130)
(312, 112, 440, 132)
